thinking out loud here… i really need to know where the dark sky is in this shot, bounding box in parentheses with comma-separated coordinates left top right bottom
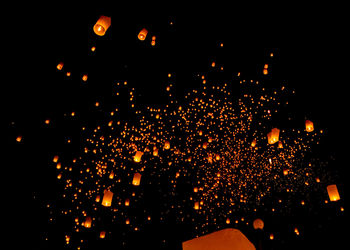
(4, 4, 347, 250)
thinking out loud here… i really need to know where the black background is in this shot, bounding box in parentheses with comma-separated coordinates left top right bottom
(3, 3, 348, 250)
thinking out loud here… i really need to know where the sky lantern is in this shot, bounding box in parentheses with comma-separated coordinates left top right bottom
(194, 201, 200, 210)
(164, 140, 170, 150)
(132, 172, 142, 186)
(305, 120, 314, 132)
(267, 128, 280, 144)
(100, 231, 106, 239)
(327, 184, 340, 201)
(125, 198, 130, 206)
(57, 62, 64, 70)
(133, 151, 143, 163)
(93, 16, 111, 36)
(253, 218, 264, 230)
(84, 217, 92, 228)
(182, 228, 255, 250)
(263, 64, 268, 75)
(101, 190, 113, 207)
(251, 139, 256, 147)
(153, 147, 158, 156)
(138, 28, 148, 40)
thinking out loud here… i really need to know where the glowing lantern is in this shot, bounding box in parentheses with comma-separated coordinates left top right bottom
(267, 128, 280, 144)
(125, 198, 130, 206)
(109, 171, 114, 179)
(133, 151, 143, 163)
(95, 195, 100, 203)
(327, 184, 340, 201)
(269, 233, 274, 240)
(194, 201, 200, 210)
(153, 147, 158, 156)
(226, 218, 231, 224)
(277, 141, 283, 148)
(93, 16, 111, 36)
(182, 228, 255, 250)
(132, 172, 142, 186)
(164, 140, 170, 150)
(53, 155, 59, 163)
(251, 139, 256, 147)
(101, 190, 113, 207)
(16, 136, 22, 142)
(84, 217, 92, 228)
(151, 36, 156, 46)
(253, 218, 264, 230)
(100, 231, 106, 239)
(305, 120, 314, 132)
(138, 28, 148, 40)
(82, 74, 88, 82)
(57, 62, 64, 70)
(263, 64, 268, 75)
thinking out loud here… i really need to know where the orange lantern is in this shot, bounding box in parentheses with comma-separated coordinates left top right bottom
(95, 195, 101, 203)
(84, 216, 92, 228)
(53, 155, 59, 163)
(153, 147, 158, 156)
(327, 184, 340, 201)
(138, 28, 148, 40)
(57, 62, 64, 70)
(267, 128, 280, 144)
(133, 151, 143, 163)
(253, 218, 264, 230)
(100, 231, 106, 239)
(164, 140, 170, 150)
(132, 172, 142, 186)
(101, 190, 113, 207)
(277, 141, 283, 148)
(305, 120, 314, 132)
(194, 201, 200, 210)
(93, 16, 111, 36)
(251, 139, 256, 147)
(125, 198, 130, 206)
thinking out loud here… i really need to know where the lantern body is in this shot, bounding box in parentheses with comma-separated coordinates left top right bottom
(327, 184, 340, 201)
(100, 231, 106, 239)
(133, 151, 143, 162)
(267, 128, 280, 144)
(194, 201, 200, 210)
(164, 140, 170, 150)
(102, 190, 114, 207)
(253, 218, 264, 230)
(305, 120, 314, 132)
(132, 172, 142, 186)
(84, 217, 92, 228)
(182, 228, 255, 250)
(93, 16, 111, 36)
(138, 28, 148, 40)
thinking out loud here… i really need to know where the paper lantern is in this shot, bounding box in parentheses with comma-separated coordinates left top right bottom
(125, 198, 130, 206)
(253, 218, 264, 230)
(182, 228, 256, 250)
(267, 128, 280, 144)
(164, 140, 170, 150)
(93, 16, 111, 36)
(100, 231, 106, 239)
(57, 62, 64, 70)
(84, 217, 92, 228)
(251, 139, 256, 147)
(153, 147, 158, 156)
(327, 184, 340, 201)
(133, 151, 143, 163)
(132, 172, 142, 186)
(305, 120, 314, 132)
(101, 190, 113, 207)
(138, 28, 148, 40)
(194, 201, 200, 210)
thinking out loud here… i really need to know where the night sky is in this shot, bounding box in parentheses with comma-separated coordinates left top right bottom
(4, 4, 347, 250)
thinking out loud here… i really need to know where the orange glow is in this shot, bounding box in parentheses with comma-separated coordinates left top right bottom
(101, 190, 113, 207)
(305, 120, 314, 132)
(138, 28, 148, 41)
(327, 184, 340, 201)
(267, 128, 280, 144)
(132, 172, 142, 186)
(93, 16, 111, 36)
(133, 151, 143, 162)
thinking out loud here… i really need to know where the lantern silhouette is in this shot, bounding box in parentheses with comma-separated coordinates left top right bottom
(327, 184, 340, 201)
(132, 172, 142, 186)
(101, 190, 113, 207)
(253, 218, 264, 230)
(267, 128, 280, 144)
(138, 28, 148, 40)
(133, 151, 143, 162)
(305, 120, 314, 132)
(93, 16, 111, 36)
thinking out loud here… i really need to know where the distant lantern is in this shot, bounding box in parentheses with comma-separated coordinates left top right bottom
(263, 64, 269, 75)
(93, 16, 111, 36)
(226, 218, 231, 224)
(82, 74, 88, 82)
(16, 135, 22, 142)
(101, 190, 113, 207)
(95, 195, 101, 203)
(125, 198, 130, 206)
(253, 218, 264, 230)
(100, 231, 106, 239)
(327, 184, 340, 202)
(57, 62, 64, 70)
(251, 139, 257, 147)
(153, 147, 158, 156)
(305, 120, 314, 132)
(277, 141, 283, 148)
(84, 217, 92, 228)
(194, 201, 200, 210)
(138, 28, 148, 40)
(133, 151, 143, 163)
(151, 36, 156, 46)
(164, 140, 170, 150)
(132, 172, 142, 186)
(267, 128, 280, 144)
